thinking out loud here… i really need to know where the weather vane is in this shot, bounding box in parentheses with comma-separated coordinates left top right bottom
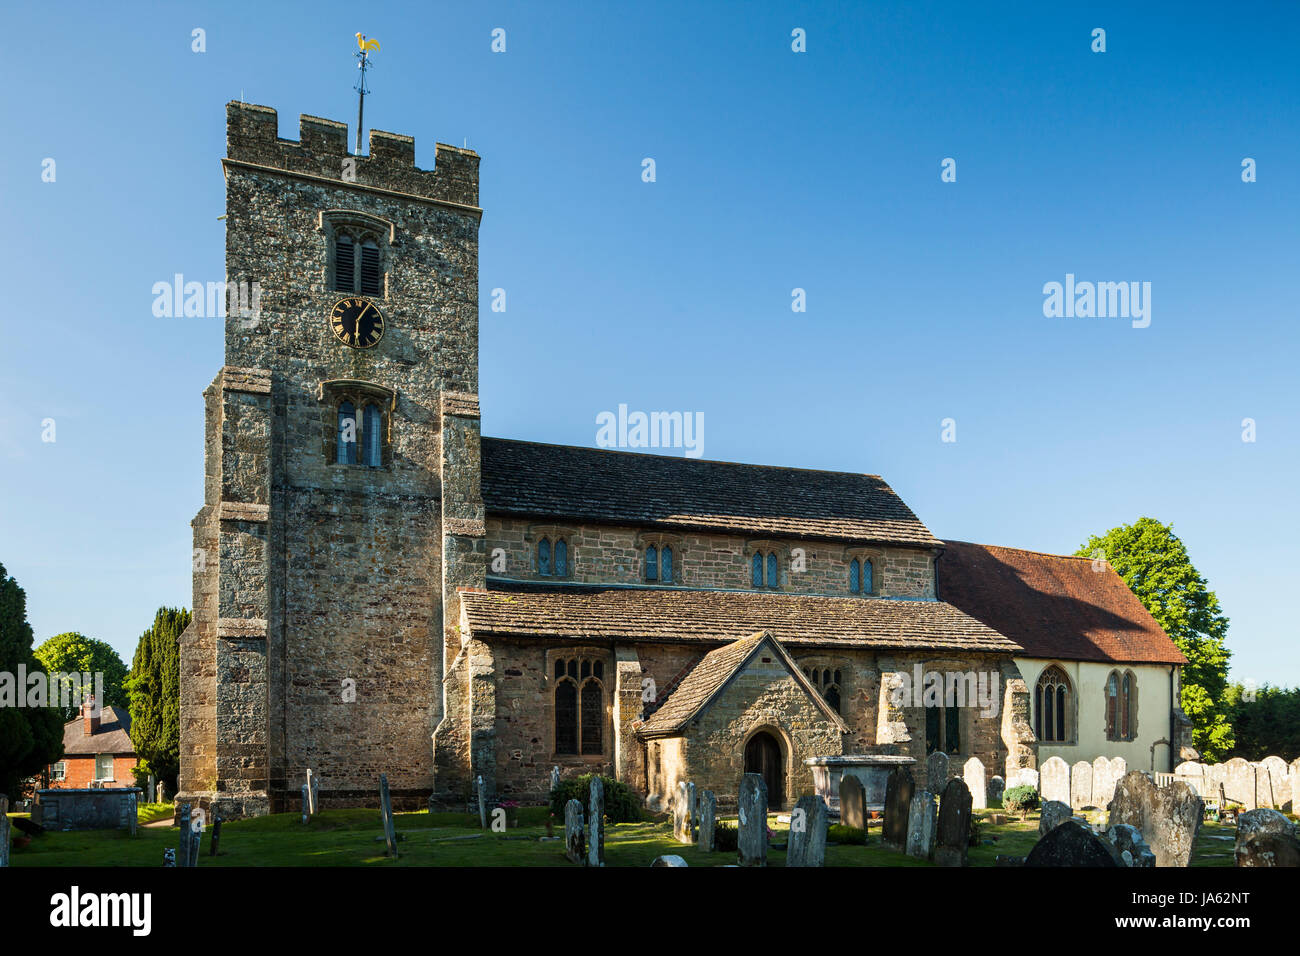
(354, 33, 380, 155)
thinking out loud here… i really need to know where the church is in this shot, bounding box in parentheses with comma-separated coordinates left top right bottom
(177, 103, 1193, 818)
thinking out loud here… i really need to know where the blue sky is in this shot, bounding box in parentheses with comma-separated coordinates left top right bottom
(1, 1, 1296, 685)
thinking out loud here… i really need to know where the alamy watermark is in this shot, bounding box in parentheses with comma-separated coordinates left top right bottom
(0, 667, 104, 710)
(152, 274, 262, 326)
(596, 404, 704, 458)
(889, 665, 1001, 718)
(1043, 274, 1150, 328)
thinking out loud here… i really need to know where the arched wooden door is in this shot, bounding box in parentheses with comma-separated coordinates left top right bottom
(744, 731, 784, 808)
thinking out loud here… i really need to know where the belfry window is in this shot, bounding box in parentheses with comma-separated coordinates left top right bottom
(553, 654, 606, 756)
(320, 379, 395, 469)
(325, 214, 389, 297)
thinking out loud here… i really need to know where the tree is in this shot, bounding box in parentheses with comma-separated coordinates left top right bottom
(1224, 683, 1300, 761)
(1077, 517, 1234, 760)
(0, 563, 64, 797)
(33, 632, 129, 721)
(125, 607, 191, 790)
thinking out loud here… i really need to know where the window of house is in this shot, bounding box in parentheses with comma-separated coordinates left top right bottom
(52, 762, 66, 781)
(644, 544, 674, 583)
(553, 655, 606, 756)
(751, 550, 780, 589)
(94, 754, 114, 782)
(849, 558, 874, 594)
(1105, 670, 1136, 741)
(1035, 665, 1072, 743)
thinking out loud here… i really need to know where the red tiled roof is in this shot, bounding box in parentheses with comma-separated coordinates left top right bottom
(938, 541, 1186, 665)
(639, 631, 850, 736)
(480, 438, 942, 547)
(460, 582, 1020, 654)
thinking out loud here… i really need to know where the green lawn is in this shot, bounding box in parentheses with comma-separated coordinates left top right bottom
(3, 805, 1242, 867)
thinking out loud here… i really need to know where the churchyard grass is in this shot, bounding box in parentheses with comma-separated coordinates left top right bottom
(4, 806, 1246, 867)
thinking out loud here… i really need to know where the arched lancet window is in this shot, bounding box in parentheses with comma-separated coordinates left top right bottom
(645, 545, 658, 582)
(849, 558, 861, 593)
(661, 545, 673, 583)
(1121, 671, 1133, 740)
(804, 663, 844, 714)
(337, 402, 357, 464)
(862, 559, 873, 594)
(553, 655, 605, 756)
(554, 681, 577, 755)
(363, 403, 382, 467)
(538, 538, 551, 576)
(1035, 666, 1071, 743)
(751, 553, 763, 588)
(554, 538, 567, 577)
(333, 234, 355, 292)
(767, 552, 778, 589)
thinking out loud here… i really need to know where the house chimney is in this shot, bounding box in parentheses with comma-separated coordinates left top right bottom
(83, 696, 101, 735)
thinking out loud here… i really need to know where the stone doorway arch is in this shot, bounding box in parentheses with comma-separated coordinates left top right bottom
(744, 729, 785, 809)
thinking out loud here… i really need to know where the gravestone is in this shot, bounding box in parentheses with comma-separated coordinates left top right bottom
(673, 781, 692, 843)
(651, 855, 688, 867)
(379, 774, 398, 858)
(697, 790, 716, 852)
(1234, 809, 1300, 867)
(306, 769, 318, 815)
(926, 751, 949, 794)
(587, 776, 605, 867)
(687, 781, 699, 836)
(963, 757, 987, 810)
(563, 798, 585, 863)
(904, 790, 936, 861)
(1223, 757, 1256, 809)
(189, 815, 202, 865)
(476, 774, 488, 829)
(147, 775, 156, 804)
(787, 795, 829, 867)
(157, 782, 166, 803)
(1071, 760, 1093, 809)
(209, 813, 222, 856)
(1257, 756, 1289, 809)
(1092, 756, 1115, 806)
(1174, 760, 1205, 793)
(1040, 756, 1070, 804)
(839, 775, 867, 830)
(933, 778, 972, 867)
(882, 766, 915, 847)
(301, 784, 309, 824)
(162, 848, 176, 867)
(737, 773, 768, 866)
(1292, 758, 1300, 813)
(1015, 768, 1039, 791)
(1103, 823, 1156, 867)
(177, 804, 192, 868)
(1038, 800, 1073, 836)
(549, 765, 561, 793)
(1107, 770, 1203, 867)
(0, 795, 9, 867)
(988, 775, 1005, 804)
(127, 791, 138, 837)
(1025, 819, 1120, 867)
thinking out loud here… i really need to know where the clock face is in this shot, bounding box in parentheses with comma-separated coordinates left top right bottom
(330, 297, 386, 349)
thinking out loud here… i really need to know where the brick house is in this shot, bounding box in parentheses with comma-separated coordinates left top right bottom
(177, 101, 1193, 817)
(47, 702, 139, 790)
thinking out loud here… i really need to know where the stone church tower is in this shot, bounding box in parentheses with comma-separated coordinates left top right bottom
(178, 102, 486, 816)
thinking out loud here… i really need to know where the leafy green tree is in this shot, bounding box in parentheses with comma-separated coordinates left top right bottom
(1224, 683, 1300, 761)
(33, 632, 129, 721)
(125, 607, 191, 790)
(0, 563, 64, 797)
(1077, 518, 1234, 760)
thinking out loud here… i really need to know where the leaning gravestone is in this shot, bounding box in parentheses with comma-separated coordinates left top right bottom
(737, 773, 768, 867)
(1038, 800, 1073, 836)
(379, 774, 398, 859)
(673, 781, 692, 843)
(988, 775, 1005, 804)
(1040, 756, 1070, 805)
(963, 757, 987, 810)
(1108, 770, 1203, 867)
(587, 776, 605, 867)
(697, 790, 717, 852)
(882, 766, 915, 847)
(1025, 819, 1120, 867)
(926, 751, 949, 794)
(787, 794, 829, 867)
(934, 778, 973, 867)
(839, 775, 867, 831)
(1071, 760, 1094, 809)
(563, 798, 585, 863)
(0, 795, 9, 868)
(905, 790, 936, 861)
(1104, 823, 1156, 867)
(1234, 809, 1300, 867)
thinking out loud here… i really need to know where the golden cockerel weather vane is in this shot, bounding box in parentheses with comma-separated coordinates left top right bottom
(354, 33, 380, 155)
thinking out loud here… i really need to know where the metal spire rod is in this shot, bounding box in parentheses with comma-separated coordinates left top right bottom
(354, 33, 380, 155)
